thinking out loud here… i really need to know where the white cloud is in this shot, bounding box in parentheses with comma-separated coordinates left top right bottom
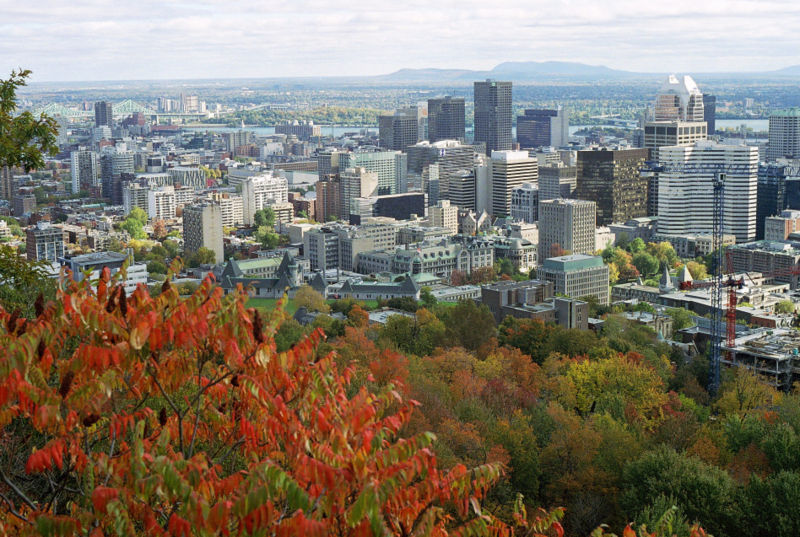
(0, 0, 798, 80)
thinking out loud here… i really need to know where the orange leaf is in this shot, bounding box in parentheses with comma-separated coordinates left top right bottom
(92, 487, 118, 514)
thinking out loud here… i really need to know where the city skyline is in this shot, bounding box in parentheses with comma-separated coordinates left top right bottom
(3, 0, 800, 82)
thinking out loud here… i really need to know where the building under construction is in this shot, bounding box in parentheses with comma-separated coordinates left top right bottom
(722, 328, 800, 391)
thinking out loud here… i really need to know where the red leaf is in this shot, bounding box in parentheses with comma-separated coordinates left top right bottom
(92, 487, 118, 514)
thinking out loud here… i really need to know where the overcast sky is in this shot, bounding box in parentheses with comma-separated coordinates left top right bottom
(2, 0, 800, 82)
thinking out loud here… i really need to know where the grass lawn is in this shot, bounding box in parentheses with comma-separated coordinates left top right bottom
(247, 297, 299, 315)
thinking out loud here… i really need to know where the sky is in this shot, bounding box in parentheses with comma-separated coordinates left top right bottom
(2, 0, 800, 82)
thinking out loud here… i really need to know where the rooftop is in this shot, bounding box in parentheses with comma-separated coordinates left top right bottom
(771, 108, 800, 118)
(541, 254, 605, 272)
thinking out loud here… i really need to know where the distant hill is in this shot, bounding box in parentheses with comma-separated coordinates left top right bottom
(378, 61, 648, 83)
(771, 64, 800, 76)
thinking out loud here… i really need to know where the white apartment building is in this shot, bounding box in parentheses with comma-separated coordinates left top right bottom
(241, 173, 289, 226)
(657, 141, 758, 243)
(147, 186, 177, 221)
(490, 150, 538, 218)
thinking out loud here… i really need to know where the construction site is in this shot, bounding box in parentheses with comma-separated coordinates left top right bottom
(722, 328, 800, 391)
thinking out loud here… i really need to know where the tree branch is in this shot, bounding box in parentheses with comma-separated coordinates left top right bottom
(0, 470, 37, 511)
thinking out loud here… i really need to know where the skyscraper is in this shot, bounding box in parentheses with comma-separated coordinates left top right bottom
(428, 96, 466, 142)
(516, 108, 569, 148)
(575, 148, 649, 226)
(490, 151, 538, 218)
(94, 101, 113, 127)
(100, 149, 134, 204)
(538, 199, 596, 261)
(657, 141, 758, 243)
(703, 94, 717, 135)
(183, 202, 224, 265)
(510, 182, 539, 223)
(474, 80, 512, 155)
(654, 75, 705, 122)
(756, 163, 800, 240)
(646, 75, 708, 215)
(339, 150, 405, 196)
(378, 108, 419, 151)
(767, 108, 800, 161)
(339, 167, 378, 220)
(70, 149, 98, 194)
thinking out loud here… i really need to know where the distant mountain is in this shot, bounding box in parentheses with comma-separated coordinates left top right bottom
(771, 64, 800, 75)
(377, 61, 648, 83)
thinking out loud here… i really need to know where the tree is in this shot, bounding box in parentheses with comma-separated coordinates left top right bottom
(0, 245, 57, 317)
(496, 257, 516, 277)
(622, 446, 735, 537)
(152, 219, 167, 240)
(146, 260, 167, 275)
(295, 284, 330, 313)
(420, 286, 438, 308)
(0, 271, 519, 537)
(628, 238, 646, 254)
(0, 70, 58, 172)
(120, 212, 147, 240)
(441, 300, 496, 351)
(255, 225, 280, 250)
(253, 207, 276, 229)
(666, 307, 694, 335)
(686, 261, 709, 281)
(776, 300, 796, 315)
(186, 246, 216, 267)
(632, 252, 659, 278)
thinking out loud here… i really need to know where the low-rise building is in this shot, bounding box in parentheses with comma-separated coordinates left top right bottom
(63, 251, 148, 295)
(537, 254, 610, 305)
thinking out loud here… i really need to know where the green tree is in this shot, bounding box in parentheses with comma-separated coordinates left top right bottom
(632, 252, 659, 277)
(666, 307, 695, 334)
(186, 246, 216, 267)
(738, 471, 800, 537)
(776, 300, 796, 315)
(420, 286, 438, 308)
(146, 260, 167, 275)
(440, 300, 496, 351)
(253, 207, 276, 228)
(629, 238, 646, 254)
(496, 257, 516, 277)
(622, 446, 736, 537)
(0, 70, 58, 172)
(128, 206, 148, 226)
(255, 225, 280, 249)
(0, 244, 57, 317)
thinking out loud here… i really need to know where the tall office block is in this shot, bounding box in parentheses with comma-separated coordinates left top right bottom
(538, 163, 577, 201)
(703, 94, 717, 134)
(428, 96, 466, 142)
(26, 222, 65, 262)
(767, 109, 800, 161)
(448, 170, 476, 211)
(316, 149, 341, 179)
(94, 101, 113, 127)
(516, 108, 569, 148)
(70, 149, 98, 194)
(756, 163, 800, 240)
(339, 150, 404, 196)
(241, 173, 289, 226)
(315, 176, 342, 223)
(378, 108, 419, 151)
(510, 182, 539, 223)
(340, 167, 379, 220)
(657, 141, 758, 243)
(538, 199, 596, 260)
(490, 151, 538, 218)
(1, 166, 13, 201)
(654, 75, 704, 122)
(183, 202, 224, 265)
(575, 148, 649, 226)
(474, 80, 512, 155)
(100, 149, 134, 204)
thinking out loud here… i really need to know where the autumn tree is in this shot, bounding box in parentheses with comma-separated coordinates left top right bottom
(152, 219, 168, 240)
(294, 284, 330, 313)
(0, 271, 518, 536)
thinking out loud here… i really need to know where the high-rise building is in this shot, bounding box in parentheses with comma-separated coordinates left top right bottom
(183, 202, 224, 265)
(510, 182, 539, 223)
(575, 148, 649, 226)
(428, 96, 466, 142)
(490, 151, 538, 218)
(275, 122, 322, 141)
(241, 173, 289, 226)
(316, 176, 342, 223)
(26, 221, 65, 262)
(756, 163, 800, 239)
(767, 109, 800, 161)
(340, 167, 379, 220)
(167, 167, 206, 190)
(654, 75, 704, 122)
(538, 199, 596, 260)
(100, 149, 134, 204)
(147, 186, 177, 221)
(516, 108, 569, 148)
(94, 101, 113, 127)
(316, 150, 341, 179)
(765, 210, 800, 241)
(474, 80, 512, 155)
(657, 141, 758, 243)
(703, 94, 717, 134)
(537, 254, 609, 305)
(378, 108, 419, 151)
(223, 131, 254, 153)
(538, 163, 577, 201)
(123, 183, 149, 215)
(448, 170, 476, 211)
(0, 166, 13, 201)
(406, 140, 477, 200)
(70, 149, 98, 194)
(339, 150, 405, 196)
(430, 200, 459, 235)
(643, 121, 708, 214)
